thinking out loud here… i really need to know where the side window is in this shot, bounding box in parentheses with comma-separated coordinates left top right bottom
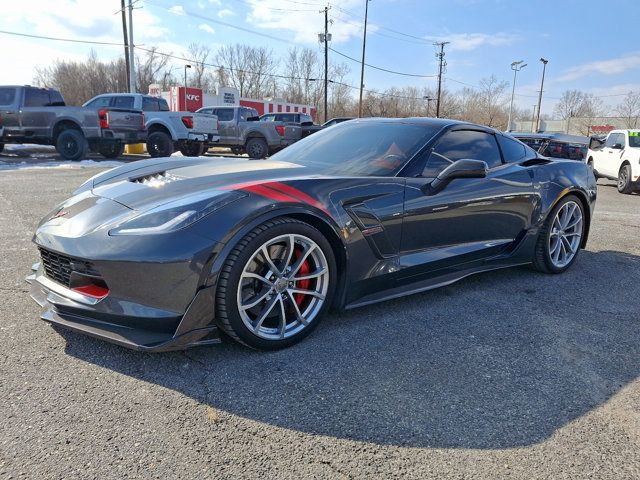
(616, 133, 626, 147)
(113, 96, 135, 109)
(24, 88, 52, 107)
(605, 134, 618, 148)
(301, 114, 313, 123)
(158, 98, 170, 111)
(239, 109, 251, 121)
(48, 90, 65, 106)
(261, 114, 275, 122)
(142, 96, 159, 112)
(497, 135, 528, 163)
(281, 114, 296, 123)
(85, 97, 112, 108)
(423, 130, 502, 177)
(215, 109, 234, 121)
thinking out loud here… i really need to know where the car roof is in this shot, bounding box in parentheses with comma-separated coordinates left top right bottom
(511, 132, 589, 144)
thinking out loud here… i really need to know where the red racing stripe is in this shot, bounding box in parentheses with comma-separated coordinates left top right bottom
(241, 184, 299, 203)
(264, 182, 331, 216)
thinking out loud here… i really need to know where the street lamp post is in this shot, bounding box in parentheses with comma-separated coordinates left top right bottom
(507, 60, 527, 132)
(184, 64, 192, 111)
(535, 57, 548, 133)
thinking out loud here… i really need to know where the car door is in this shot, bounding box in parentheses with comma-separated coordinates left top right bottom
(400, 128, 536, 280)
(20, 88, 57, 140)
(596, 133, 624, 177)
(212, 108, 236, 144)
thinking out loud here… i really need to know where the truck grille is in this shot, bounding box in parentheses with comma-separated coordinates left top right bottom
(39, 248, 99, 288)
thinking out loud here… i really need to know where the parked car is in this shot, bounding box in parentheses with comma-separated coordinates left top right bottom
(322, 117, 355, 128)
(0, 85, 146, 160)
(259, 112, 323, 137)
(512, 133, 589, 162)
(586, 129, 640, 193)
(196, 106, 300, 158)
(28, 118, 596, 352)
(84, 93, 219, 157)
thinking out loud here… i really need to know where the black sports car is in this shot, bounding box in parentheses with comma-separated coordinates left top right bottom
(28, 118, 597, 351)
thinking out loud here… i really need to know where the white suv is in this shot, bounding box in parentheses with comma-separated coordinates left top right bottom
(587, 129, 640, 194)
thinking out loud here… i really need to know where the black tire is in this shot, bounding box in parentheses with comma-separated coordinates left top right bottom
(216, 217, 337, 350)
(617, 164, 633, 194)
(98, 143, 125, 159)
(532, 194, 585, 274)
(245, 137, 268, 159)
(0, 143, 4, 154)
(55, 129, 88, 161)
(179, 142, 205, 157)
(587, 158, 599, 179)
(146, 131, 174, 158)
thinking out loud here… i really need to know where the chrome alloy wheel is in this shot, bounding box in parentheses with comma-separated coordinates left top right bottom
(548, 200, 583, 268)
(236, 234, 330, 340)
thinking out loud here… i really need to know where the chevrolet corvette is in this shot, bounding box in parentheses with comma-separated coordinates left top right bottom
(27, 118, 597, 351)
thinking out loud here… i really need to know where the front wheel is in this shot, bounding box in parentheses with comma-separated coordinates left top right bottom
(532, 195, 585, 274)
(216, 218, 336, 350)
(617, 164, 633, 194)
(245, 137, 268, 159)
(98, 143, 125, 159)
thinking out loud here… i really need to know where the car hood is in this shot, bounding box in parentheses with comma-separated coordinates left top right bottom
(88, 156, 314, 211)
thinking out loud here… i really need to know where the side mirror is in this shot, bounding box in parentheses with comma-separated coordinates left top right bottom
(423, 159, 488, 195)
(612, 143, 624, 150)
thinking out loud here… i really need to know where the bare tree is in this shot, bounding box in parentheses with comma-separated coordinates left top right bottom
(615, 91, 640, 128)
(215, 44, 278, 98)
(136, 47, 171, 94)
(186, 43, 215, 91)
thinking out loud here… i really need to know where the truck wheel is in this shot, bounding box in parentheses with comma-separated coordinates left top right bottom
(617, 164, 633, 194)
(56, 129, 88, 161)
(98, 143, 125, 159)
(147, 131, 174, 158)
(179, 142, 205, 157)
(246, 137, 268, 159)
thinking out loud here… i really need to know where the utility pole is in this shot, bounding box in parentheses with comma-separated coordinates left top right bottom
(120, 0, 131, 92)
(320, 5, 331, 123)
(434, 41, 449, 118)
(128, 0, 136, 93)
(507, 60, 526, 132)
(357, 0, 370, 118)
(535, 57, 548, 133)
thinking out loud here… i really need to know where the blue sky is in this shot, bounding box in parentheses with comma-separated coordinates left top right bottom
(2, 0, 638, 115)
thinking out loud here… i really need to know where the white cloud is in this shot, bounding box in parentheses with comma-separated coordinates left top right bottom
(427, 32, 519, 51)
(169, 5, 185, 16)
(218, 8, 235, 18)
(209, 0, 222, 5)
(244, 0, 364, 44)
(557, 53, 640, 82)
(198, 23, 216, 35)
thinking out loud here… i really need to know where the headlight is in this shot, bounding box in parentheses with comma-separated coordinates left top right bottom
(109, 190, 246, 236)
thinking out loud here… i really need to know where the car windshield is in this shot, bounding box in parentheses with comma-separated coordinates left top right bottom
(269, 120, 440, 176)
(629, 132, 640, 148)
(0, 88, 16, 106)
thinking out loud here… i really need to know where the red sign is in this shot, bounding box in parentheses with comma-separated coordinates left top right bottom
(175, 87, 203, 112)
(590, 124, 615, 134)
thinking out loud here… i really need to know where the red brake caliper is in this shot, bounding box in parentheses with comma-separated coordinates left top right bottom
(293, 248, 310, 307)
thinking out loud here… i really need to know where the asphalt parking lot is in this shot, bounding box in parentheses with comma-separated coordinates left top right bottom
(1, 159, 639, 479)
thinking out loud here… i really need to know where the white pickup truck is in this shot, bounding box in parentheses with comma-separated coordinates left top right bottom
(84, 93, 219, 157)
(587, 129, 640, 194)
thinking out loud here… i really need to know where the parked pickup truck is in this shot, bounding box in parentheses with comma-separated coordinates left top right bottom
(259, 112, 323, 138)
(84, 93, 219, 157)
(587, 129, 640, 194)
(0, 85, 146, 160)
(196, 106, 301, 158)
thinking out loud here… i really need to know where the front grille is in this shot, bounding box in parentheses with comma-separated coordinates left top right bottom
(39, 248, 99, 288)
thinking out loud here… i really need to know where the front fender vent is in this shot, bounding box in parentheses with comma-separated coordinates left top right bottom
(129, 171, 180, 186)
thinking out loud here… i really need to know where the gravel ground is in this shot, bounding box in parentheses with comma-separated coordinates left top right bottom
(0, 163, 639, 479)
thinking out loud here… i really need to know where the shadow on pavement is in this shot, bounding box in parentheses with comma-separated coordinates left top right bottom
(59, 249, 640, 449)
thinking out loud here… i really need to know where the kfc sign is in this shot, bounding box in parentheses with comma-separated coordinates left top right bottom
(174, 87, 204, 112)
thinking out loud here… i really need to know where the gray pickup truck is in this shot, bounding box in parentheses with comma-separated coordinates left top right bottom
(85, 93, 219, 158)
(196, 106, 300, 158)
(0, 86, 146, 160)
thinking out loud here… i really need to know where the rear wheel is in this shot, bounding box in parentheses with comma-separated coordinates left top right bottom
(246, 137, 268, 159)
(55, 129, 88, 161)
(179, 142, 205, 157)
(617, 164, 633, 194)
(532, 195, 585, 274)
(98, 143, 125, 159)
(216, 218, 336, 349)
(146, 131, 174, 157)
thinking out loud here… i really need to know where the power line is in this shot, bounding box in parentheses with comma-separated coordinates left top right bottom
(329, 47, 436, 78)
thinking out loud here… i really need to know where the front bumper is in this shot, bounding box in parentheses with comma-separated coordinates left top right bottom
(27, 263, 221, 352)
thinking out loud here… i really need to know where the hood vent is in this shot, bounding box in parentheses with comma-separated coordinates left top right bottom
(129, 171, 180, 187)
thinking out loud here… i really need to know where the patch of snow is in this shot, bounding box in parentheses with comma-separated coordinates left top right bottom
(3, 144, 56, 152)
(0, 159, 124, 171)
